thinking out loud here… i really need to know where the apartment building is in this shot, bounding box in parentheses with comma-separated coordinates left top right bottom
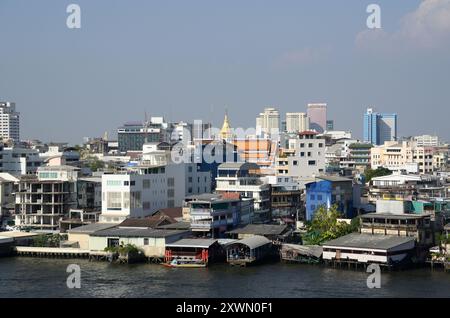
(371, 141, 438, 174)
(275, 131, 326, 188)
(256, 107, 280, 136)
(183, 193, 253, 238)
(215, 162, 271, 222)
(285, 113, 309, 133)
(100, 148, 211, 223)
(0, 102, 20, 143)
(0, 145, 42, 175)
(14, 166, 79, 231)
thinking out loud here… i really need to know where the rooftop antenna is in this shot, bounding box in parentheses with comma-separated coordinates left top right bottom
(144, 111, 149, 143)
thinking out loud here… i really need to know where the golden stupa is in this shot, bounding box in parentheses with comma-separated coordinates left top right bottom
(219, 110, 234, 141)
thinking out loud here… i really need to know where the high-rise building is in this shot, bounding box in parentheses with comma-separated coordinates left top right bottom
(326, 120, 334, 131)
(286, 112, 309, 133)
(117, 117, 169, 153)
(307, 103, 327, 133)
(363, 108, 397, 146)
(256, 107, 280, 136)
(0, 102, 20, 143)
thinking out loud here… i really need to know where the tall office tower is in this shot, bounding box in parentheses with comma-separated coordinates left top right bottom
(0, 102, 20, 143)
(256, 107, 280, 135)
(286, 112, 309, 133)
(363, 108, 398, 146)
(326, 120, 334, 131)
(307, 103, 327, 133)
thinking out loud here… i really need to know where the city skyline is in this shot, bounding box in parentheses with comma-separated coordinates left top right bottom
(1, 1, 450, 144)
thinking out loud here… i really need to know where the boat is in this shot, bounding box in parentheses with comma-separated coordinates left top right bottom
(162, 258, 207, 268)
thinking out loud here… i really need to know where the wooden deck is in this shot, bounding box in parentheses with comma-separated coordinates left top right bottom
(14, 246, 90, 258)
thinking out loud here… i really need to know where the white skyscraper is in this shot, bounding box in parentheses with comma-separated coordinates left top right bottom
(256, 107, 280, 135)
(0, 102, 20, 143)
(286, 112, 309, 133)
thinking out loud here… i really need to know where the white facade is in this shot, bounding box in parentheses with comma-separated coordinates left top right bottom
(276, 132, 326, 188)
(413, 135, 440, 147)
(100, 161, 211, 223)
(0, 146, 42, 175)
(215, 163, 271, 222)
(256, 107, 280, 136)
(286, 113, 309, 133)
(0, 102, 20, 143)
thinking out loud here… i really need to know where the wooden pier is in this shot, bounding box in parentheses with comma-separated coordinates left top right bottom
(14, 246, 90, 258)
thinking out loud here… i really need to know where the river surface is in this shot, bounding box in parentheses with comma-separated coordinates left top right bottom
(0, 257, 449, 298)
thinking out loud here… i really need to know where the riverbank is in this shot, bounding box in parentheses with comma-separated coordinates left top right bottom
(1, 257, 449, 298)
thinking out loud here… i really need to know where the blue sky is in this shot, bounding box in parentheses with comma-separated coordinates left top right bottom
(1, 0, 450, 144)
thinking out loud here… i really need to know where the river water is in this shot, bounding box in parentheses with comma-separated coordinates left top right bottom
(0, 257, 448, 298)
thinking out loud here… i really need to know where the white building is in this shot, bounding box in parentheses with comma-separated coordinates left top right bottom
(215, 162, 271, 222)
(276, 131, 326, 188)
(100, 147, 211, 223)
(413, 135, 440, 147)
(256, 107, 280, 136)
(285, 113, 309, 133)
(322, 233, 416, 265)
(14, 166, 79, 231)
(0, 146, 42, 175)
(0, 102, 20, 143)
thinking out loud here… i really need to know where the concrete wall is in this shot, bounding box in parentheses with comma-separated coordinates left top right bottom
(67, 233, 90, 249)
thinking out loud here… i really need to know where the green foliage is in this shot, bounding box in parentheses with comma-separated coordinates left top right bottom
(32, 234, 63, 247)
(104, 244, 141, 255)
(364, 167, 391, 182)
(303, 205, 359, 245)
(85, 156, 105, 172)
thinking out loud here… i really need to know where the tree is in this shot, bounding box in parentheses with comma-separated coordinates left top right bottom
(303, 204, 359, 245)
(364, 167, 391, 183)
(86, 156, 105, 172)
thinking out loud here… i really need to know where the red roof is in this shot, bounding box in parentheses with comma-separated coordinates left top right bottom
(299, 130, 319, 136)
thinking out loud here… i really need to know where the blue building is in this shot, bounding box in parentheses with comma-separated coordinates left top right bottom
(363, 108, 397, 146)
(305, 176, 360, 221)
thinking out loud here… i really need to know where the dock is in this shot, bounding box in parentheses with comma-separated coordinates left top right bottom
(14, 246, 90, 258)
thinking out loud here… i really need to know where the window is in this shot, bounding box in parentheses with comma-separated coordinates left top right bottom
(124, 181, 129, 186)
(188, 177, 193, 183)
(300, 152, 305, 157)
(307, 152, 311, 157)
(107, 192, 122, 210)
(107, 238, 119, 248)
(130, 181, 135, 186)
(167, 177, 175, 187)
(167, 189, 175, 198)
(319, 143, 323, 148)
(317, 195, 323, 201)
(144, 238, 149, 246)
(293, 160, 298, 166)
(300, 143, 305, 148)
(310, 205, 316, 211)
(130, 191, 142, 208)
(143, 179, 150, 189)
(308, 160, 316, 166)
(188, 166, 193, 173)
(310, 195, 315, 200)
(308, 143, 313, 148)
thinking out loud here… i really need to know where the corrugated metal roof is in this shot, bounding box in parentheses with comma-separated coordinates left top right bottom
(229, 235, 271, 249)
(91, 227, 189, 238)
(67, 223, 116, 234)
(166, 238, 218, 248)
(227, 224, 288, 236)
(323, 233, 415, 250)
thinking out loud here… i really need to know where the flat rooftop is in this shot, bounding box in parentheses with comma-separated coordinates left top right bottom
(91, 227, 189, 238)
(226, 224, 288, 236)
(166, 238, 218, 249)
(67, 223, 116, 234)
(323, 233, 415, 250)
(361, 213, 429, 220)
